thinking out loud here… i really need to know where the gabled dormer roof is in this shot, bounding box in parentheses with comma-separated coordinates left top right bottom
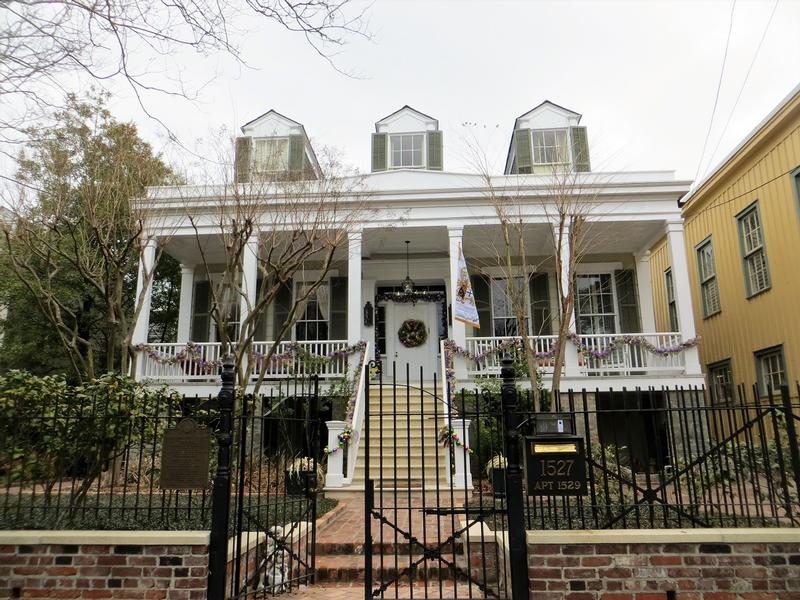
(375, 105, 439, 133)
(504, 100, 583, 174)
(238, 109, 321, 179)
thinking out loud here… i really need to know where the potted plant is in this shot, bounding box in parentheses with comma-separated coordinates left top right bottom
(485, 454, 507, 498)
(285, 456, 324, 496)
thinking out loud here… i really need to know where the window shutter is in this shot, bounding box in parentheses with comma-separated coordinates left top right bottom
(190, 280, 211, 342)
(470, 275, 492, 337)
(329, 277, 348, 340)
(514, 129, 532, 174)
(372, 133, 388, 172)
(614, 270, 641, 333)
(570, 126, 591, 172)
(273, 280, 293, 340)
(234, 137, 252, 183)
(427, 131, 443, 171)
(288, 135, 304, 175)
(529, 273, 552, 335)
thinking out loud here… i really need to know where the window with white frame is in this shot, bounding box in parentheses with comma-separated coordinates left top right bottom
(696, 239, 721, 317)
(532, 128, 569, 165)
(664, 268, 679, 331)
(295, 282, 329, 341)
(390, 134, 424, 168)
(252, 137, 289, 174)
(575, 273, 616, 334)
(708, 360, 734, 405)
(490, 277, 527, 337)
(737, 203, 770, 296)
(755, 346, 786, 396)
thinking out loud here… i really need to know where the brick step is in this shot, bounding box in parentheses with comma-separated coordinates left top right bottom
(314, 555, 470, 583)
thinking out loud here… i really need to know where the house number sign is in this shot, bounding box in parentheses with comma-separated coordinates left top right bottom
(160, 418, 211, 490)
(525, 435, 587, 496)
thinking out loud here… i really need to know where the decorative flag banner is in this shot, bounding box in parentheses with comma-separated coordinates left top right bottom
(453, 244, 480, 328)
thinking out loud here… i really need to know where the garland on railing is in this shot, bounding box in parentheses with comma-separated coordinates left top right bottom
(322, 343, 368, 456)
(438, 426, 473, 454)
(565, 333, 700, 359)
(134, 341, 223, 372)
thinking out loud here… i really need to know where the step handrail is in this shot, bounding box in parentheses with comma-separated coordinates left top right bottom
(345, 341, 371, 483)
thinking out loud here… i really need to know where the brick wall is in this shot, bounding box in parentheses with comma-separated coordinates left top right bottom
(0, 532, 209, 600)
(527, 532, 800, 600)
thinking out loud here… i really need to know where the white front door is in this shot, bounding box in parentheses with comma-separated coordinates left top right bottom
(386, 301, 439, 381)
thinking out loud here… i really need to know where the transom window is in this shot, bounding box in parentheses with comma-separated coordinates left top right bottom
(737, 204, 770, 296)
(295, 282, 329, 341)
(664, 268, 679, 331)
(708, 360, 734, 405)
(252, 137, 289, 174)
(490, 277, 527, 337)
(755, 346, 786, 396)
(390, 134, 424, 168)
(532, 128, 569, 165)
(696, 239, 721, 317)
(575, 273, 616, 335)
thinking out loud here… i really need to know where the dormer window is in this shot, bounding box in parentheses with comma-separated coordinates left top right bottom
(253, 137, 289, 175)
(390, 133, 425, 168)
(532, 128, 569, 165)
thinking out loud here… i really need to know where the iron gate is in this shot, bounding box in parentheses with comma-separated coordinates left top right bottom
(363, 361, 526, 599)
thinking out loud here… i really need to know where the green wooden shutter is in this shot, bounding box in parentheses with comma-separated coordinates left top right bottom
(329, 277, 348, 339)
(529, 273, 552, 335)
(253, 278, 268, 341)
(570, 126, 591, 172)
(470, 275, 492, 337)
(273, 280, 293, 340)
(372, 133, 388, 172)
(234, 137, 252, 183)
(190, 280, 211, 342)
(288, 135, 304, 176)
(615, 270, 641, 333)
(514, 129, 532, 174)
(427, 131, 443, 171)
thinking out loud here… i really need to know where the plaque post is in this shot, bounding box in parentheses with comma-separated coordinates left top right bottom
(207, 357, 236, 599)
(500, 356, 529, 600)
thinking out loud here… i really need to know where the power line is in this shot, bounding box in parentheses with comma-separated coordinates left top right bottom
(703, 0, 780, 177)
(693, 0, 738, 184)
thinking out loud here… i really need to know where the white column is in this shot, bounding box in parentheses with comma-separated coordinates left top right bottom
(132, 238, 157, 345)
(176, 265, 195, 343)
(554, 224, 580, 378)
(347, 230, 363, 345)
(666, 221, 702, 376)
(447, 226, 468, 380)
(634, 252, 656, 332)
(324, 421, 346, 488)
(451, 418, 473, 490)
(240, 236, 259, 338)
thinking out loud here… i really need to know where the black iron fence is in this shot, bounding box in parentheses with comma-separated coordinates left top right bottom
(455, 382, 800, 531)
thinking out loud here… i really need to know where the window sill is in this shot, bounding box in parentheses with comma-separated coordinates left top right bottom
(745, 286, 772, 300)
(702, 310, 722, 321)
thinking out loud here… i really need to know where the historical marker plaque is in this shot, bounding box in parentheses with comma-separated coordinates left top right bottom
(525, 435, 587, 496)
(160, 418, 211, 490)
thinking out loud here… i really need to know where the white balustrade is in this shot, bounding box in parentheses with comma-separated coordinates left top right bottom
(465, 336, 558, 377)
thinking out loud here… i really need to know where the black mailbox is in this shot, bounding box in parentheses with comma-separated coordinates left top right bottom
(525, 414, 587, 496)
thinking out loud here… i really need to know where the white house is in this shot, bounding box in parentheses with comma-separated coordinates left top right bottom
(131, 102, 703, 394)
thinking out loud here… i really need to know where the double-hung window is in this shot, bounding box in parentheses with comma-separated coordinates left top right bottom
(490, 277, 526, 337)
(575, 273, 616, 334)
(295, 282, 329, 341)
(755, 346, 786, 396)
(252, 137, 289, 176)
(532, 128, 569, 165)
(664, 268, 679, 331)
(708, 360, 734, 405)
(390, 134, 424, 168)
(696, 239, 721, 317)
(737, 203, 770, 296)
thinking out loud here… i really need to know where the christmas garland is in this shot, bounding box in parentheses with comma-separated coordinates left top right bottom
(398, 319, 428, 348)
(438, 426, 472, 454)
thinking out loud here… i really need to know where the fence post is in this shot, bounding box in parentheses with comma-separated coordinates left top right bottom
(501, 356, 529, 600)
(780, 385, 800, 502)
(208, 357, 236, 599)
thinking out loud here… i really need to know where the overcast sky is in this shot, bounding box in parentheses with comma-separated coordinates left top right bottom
(77, 0, 800, 182)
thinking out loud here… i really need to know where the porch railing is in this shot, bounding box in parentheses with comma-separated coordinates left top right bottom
(136, 340, 349, 382)
(465, 333, 686, 378)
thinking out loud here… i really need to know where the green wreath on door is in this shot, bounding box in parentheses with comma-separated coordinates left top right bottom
(397, 319, 428, 348)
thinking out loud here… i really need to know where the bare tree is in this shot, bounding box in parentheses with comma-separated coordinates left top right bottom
(178, 141, 370, 389)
